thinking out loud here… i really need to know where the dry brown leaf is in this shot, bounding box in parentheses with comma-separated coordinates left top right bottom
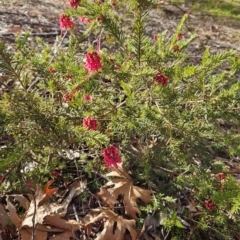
(7, 200, 63, 240)
(22, 179, 86, 228)
(0, 204, 9, 229)
(84, 208, 137, 240)
(6, 200, 22, 229)
(186, 199, 198, 213)
(81, 207, 103, 236)
(44, 216, 82, 232)
(6, 179, 87, 239)
(48, 231, 75, 240)
(8, 194, 32, 210)
(97, 166, 153, 219)
(21, 185, 48, 227)
(18, 227, 48, 240)
(149, 232, 162, 240)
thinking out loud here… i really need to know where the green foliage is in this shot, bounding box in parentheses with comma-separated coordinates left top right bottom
(0, 0, 240, 238)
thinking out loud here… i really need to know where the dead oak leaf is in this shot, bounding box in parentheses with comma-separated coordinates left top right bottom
(6, 179, 86, 239)
(0, 204, 9, 229)
(18, 227, 48, 240)
(97, 166, 153, 219)
(48, 231, 76, 240)
(22, 179, 86, 228)
(84, 208, 137, 240)
(44, 216, 82, 232)
(6, 200, 48, 240)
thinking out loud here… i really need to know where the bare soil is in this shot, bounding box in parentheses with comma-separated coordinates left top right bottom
(0, 0, 64, 44)
(1, 1, 240, 52)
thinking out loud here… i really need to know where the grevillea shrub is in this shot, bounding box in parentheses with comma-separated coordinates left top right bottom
(0, 0, 240, 239)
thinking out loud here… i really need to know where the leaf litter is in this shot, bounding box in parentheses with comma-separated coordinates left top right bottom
(0, 163, 207, 239)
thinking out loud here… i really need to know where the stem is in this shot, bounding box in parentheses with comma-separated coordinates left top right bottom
(136, 10, 143, 66)
(0, 52, 26, 91)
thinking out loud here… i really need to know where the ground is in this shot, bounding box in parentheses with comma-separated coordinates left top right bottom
(0, 1, 240, 239)
(1, 0, 240, 52)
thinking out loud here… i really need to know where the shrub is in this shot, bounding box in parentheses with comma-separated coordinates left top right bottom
(0, 0, 240, 239)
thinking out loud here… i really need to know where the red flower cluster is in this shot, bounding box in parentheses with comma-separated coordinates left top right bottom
(63, 87, 80, 103)
(216, 172, 226, 182)
(51, 169, 61, 177)
(65, 74, 74, 79)
(2, 225, 11, 236)
(59, 14, 74, 30)
(173, 44, 180, 52)
(69, 0, 80, 8)
(97, 14, 105, 21)
(177, 33, 183, 40)
(103, 145, 121, 168)
(83, 94, 93, 102)
(0, 176, 4, 183)
(114, 65, 121, 70)
(49, 68, 55, 73)
(84, 51, 102, 73)
(96, 0, 104, 4)
(155, 72, 169, 86)
(26, 180, 34, 189)
(205, 199, 216, 211)
(79, 16, 92, 24)
(83, 116, 98, 130)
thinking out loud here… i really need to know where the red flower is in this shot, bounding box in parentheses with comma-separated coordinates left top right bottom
(97, 0, 104, 4)
(153, 35, 157, 41)
(65, 73, 74, 79)
(177, 33, 183, 40)
(155, 72, 169, 86)
(84, 51, 102, 73)
(114, 65, 121, 70)
(83, 116, 98, 130)
(26, 180, 34, 189)
(103, 145, 122, 168)
(0, 176, 4, 183)
(216, 173, 226, 182)
(83, 94, 93, 102)
(59, 14, 74, 30)
(97, 14, 105, 21)
(2, 225, 11, 236)
(69, 0, 80, 8)
(63, 87, 80, 103)
(173, 44, 180, 52)
(79, 16, 92, 24)
(205, 199, 216, 211)
(49, 67, 55, 73)
(111, 2, 116, 7)
(51, 169, 61, 177)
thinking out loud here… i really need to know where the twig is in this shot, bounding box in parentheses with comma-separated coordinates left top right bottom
(49, 30, 68, 64)
(101, 100, 126, 117)
(153, 166, 176, 175)
(31, 192, 37, 240)
(73, 204, 80, 222)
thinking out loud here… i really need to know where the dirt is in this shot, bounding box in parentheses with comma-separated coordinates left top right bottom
(145, 4, 240, 69)
(0, 0, 64, 44)
(1, 1, 240, 52)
